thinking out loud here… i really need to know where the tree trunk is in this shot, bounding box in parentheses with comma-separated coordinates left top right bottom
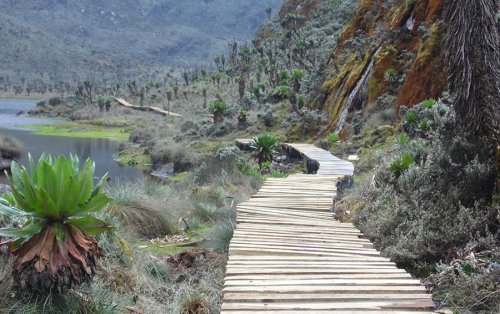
(444, 0, 500, 141)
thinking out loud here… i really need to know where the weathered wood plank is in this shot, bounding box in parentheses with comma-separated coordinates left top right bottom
(221, 143, 433, 312)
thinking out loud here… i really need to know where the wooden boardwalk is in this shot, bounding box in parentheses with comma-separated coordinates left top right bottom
(221, 143, 435, 313)
(113, 97, 183, 117)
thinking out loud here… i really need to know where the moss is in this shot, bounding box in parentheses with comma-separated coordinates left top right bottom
(324, 49, 374, 130)
(114, 148, 152, 170)
(339, 0, 384, 41)
(22, 123, 130, 142)
(367, 45, 399, 103)
(168, 172, 189, 183)
(387, 0, 415, 29)
(396, 21, 447, 109)
(189, 141, 232, 154)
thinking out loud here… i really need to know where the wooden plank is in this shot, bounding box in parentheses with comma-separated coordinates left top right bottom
(222, 311, 434, 314)
(220, 300, 435, 310)
(223, 293, 432, 302)
(222, 285, 427, 294)
(221, 143, 432, 313)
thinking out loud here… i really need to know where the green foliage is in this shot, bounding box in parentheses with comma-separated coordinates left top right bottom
(405, 111, 417, 124)
(209, 100, 228, 115)
(388, 153, 414, 176)
(209, 100, 229, 124)
(0, 154, 112, 249)
(276, 85, 290, 96)
(419, 119, 431, 131)
(394, 133, 410, 145)
(250, 134, 278, 168)
(327, 0, 342, 13)
(327, 132, 340, 143)
(421, 98, 437, 109)
(384, 68, 398, 82)
(354, 100, 498, 283)
(292, 68, 304, 80)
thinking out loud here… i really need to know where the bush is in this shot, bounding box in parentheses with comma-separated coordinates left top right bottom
(353, 100, 499, 279)
(0, 154, 112, 293)
(0, 135, 22, 159)
(388, 153, 414, 176)
(394, 133, 410, 145)
(106, 180, 171, 238)
(327, 132, 340, 143)
(48, 97, 62, 106)
(384, 68, 398, 82)
(421, 98, 437, 109)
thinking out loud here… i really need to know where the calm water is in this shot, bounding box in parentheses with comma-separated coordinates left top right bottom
(0, 99, 145, 184)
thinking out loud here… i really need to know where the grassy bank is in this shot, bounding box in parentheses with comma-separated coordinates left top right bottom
(22, 123, 130, 142)
(0, 145, 266, 313)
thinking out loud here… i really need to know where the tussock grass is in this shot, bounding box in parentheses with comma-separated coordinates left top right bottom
(106, 180, 172, 238)
(0, 135, 23, 159)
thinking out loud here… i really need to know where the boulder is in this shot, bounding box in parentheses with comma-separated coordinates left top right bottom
(0, 159, 12, 171)
(0, 184, 11, 195)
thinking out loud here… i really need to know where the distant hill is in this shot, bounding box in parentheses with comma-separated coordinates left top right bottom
(0, 0, 283, 83)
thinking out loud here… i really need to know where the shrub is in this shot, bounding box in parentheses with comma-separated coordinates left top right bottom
(209, 100, 228, 124)
(388, 153, 414, 176)
(0, 135, 23, 159)
(394, 133, 410, 145)
(250, 134, 278, 169)
(421, 98, 437, 109)
(327, 132, 340, 143)
(48, 97, 62, 106)
(384, 68, 398, 82)
(0, 154, 112, 294)
(353, 100, 499, 280)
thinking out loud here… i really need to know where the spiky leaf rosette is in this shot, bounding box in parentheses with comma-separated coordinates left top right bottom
(0, 154, 113, 294)
(250, 134, 278, 168)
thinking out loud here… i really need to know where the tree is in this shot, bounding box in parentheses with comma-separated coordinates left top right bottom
(183, 69, 190, 86)
(291, 68, 304, 93)
(83, 80, 93, 104)
(127, 81, 146, 107)
(202, 87, 207, 108)
(105, 99, 111, 112)
(266, 6, 272, 20)
(444, 0, 500, 140)
(251, 134, 278, 170)
(237, 75, 246, 103)
(0, 154, 112, 294)
(97, 96, 105, 112)
(210, 100, 228, 124)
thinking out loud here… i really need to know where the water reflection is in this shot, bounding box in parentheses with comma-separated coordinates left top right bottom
(0, 99, 145, 184)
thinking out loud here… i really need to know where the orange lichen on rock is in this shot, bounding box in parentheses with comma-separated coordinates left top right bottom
(339, 0, 384, 41)
(396, 22, 447, 109)
(367, 45, 399, 104)
(387, 0, 416, 30)
(322, 50, 375, 129)
(413, 0, 443, 27)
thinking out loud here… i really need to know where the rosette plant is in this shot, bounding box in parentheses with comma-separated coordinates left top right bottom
(250, 134, 278, 170)
(0, 154, 113, 294)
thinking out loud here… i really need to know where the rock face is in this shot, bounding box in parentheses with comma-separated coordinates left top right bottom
(0, 159, 12, 172)
(0, 184, 11, 195)
(316, 0, 447, 133)
(261, 0, 448, 134)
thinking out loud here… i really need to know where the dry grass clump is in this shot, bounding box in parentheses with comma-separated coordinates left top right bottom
(0, 135, 23, 159)
(106, 179, 173, 238)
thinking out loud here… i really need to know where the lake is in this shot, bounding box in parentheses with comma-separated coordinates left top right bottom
(0, 99, 145, 184)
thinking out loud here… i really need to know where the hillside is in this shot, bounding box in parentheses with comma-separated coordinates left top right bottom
(0, 0, 283, 84)
(0, 0, 498, 313)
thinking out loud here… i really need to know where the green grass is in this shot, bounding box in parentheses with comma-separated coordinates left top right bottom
(114, 149, 152, 170)
(22, 123, 130, 142)
(168, 172, 189, 183)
